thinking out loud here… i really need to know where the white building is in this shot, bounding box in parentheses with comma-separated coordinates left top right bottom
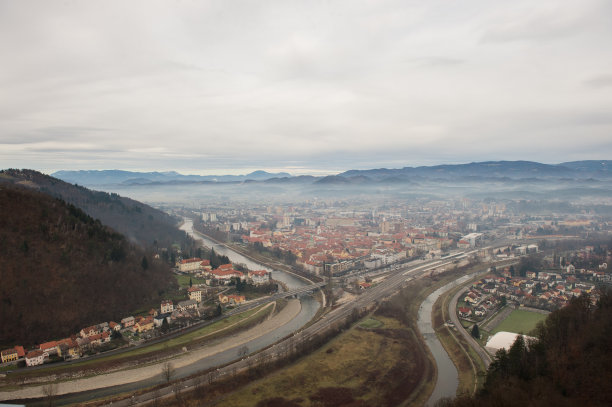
(485, 331, 536, 354)
(25, 350, 45, 367)
(248, 270, 270, 285)
(177, 258, 204, 273)
(178, 299, 198, 310)
(161, 300, 174, 314)
(187, 288, 204, 303)
(461, 233, 483, 247)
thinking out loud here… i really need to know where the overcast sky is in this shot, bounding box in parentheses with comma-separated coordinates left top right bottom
(1, 0, 611, 175)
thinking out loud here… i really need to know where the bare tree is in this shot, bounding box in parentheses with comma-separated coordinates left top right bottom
(43, 383, 58, 407)
(193, 374, 205, 398)
(161, 362, 175, 383)
(172, 381, 183, 405)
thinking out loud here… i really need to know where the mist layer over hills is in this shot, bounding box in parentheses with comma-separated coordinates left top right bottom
(59, 161, 611, 205)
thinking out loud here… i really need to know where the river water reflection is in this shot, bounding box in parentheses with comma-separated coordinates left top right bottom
(417, 274, 471, 406)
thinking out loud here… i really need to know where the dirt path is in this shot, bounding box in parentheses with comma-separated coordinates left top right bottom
(0, 299, 301, 401)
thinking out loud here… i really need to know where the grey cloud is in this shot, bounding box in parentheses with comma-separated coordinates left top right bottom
(584, 74, 612, 89)
(480, 3, 598, 43)
(403, 57, 465, 67)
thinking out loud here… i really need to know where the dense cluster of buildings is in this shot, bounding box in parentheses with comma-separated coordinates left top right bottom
(458, 261, 605, 322)
(194, 198, 607, 277)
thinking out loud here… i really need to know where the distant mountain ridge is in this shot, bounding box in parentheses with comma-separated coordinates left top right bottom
(51, 161, 611, 188)
(52, 169, 292, 186)
(337, 160, 612, 182)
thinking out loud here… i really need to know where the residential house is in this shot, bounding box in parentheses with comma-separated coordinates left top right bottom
(154, 313, 172, 328)
(89, 331, 112, 346)
(1, 348, 19, 363)
(218, 294, 246, 305)
(248, 270, 270, 285)
(14, 345, 25, 359)
(80, 325, 100, 338)
(121, 316, 135, 328)
(474, 306, 487, 317)
(25, 350, 45, 367)
(109, 321, 121, 332)
(39, 341, 59, 357)
(76, 337, 91, 351)
(178, 299, 198, 311)
(57, 338, 80, 359)
(134, 317, 155, 333)
(464, 292, 479, 304)
(458, 307, 472, 318)
(188, 287, 204, 303)
(161, 300, 174, 314)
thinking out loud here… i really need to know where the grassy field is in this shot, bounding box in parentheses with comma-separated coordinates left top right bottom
(212, 315, 420, 407)
(491, 309, 547, 335)
(359, 317, 384, 329)
(175, 274, 208, 288)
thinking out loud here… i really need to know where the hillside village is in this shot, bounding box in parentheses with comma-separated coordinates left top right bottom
(0, 260, 273, 369)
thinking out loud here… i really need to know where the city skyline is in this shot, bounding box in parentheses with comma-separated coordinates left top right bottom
(1, 0, 611, 175)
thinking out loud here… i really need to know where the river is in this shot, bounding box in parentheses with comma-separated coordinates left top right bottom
(25, 220, 320, 406)
(180, 219, 309, 290)
(418, 274, 472, 406)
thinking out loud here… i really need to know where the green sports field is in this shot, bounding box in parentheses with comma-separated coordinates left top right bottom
(491, 309, 548, 335)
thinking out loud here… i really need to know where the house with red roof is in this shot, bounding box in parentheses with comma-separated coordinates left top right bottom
(218, 294, 246, 305)
(177, 257, 204, 272)
(458, 307, 472, 318)
(25, 350, 45, 367)
(248, 270, 270, 285)
(39, 341, 59, 357)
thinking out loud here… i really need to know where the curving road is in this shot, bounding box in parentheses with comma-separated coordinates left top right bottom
(447, 276, 493, 368)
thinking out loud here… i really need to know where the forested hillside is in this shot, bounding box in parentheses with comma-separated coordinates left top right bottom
(0, 184, 175, 346)
(0, 169, 193, 251)
(441, 291, 612, 407)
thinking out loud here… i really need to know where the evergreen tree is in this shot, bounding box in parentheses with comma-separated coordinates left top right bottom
(471, 324, 480, 339)
(161, 318, 170, 334)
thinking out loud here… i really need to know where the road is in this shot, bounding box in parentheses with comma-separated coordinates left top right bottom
(448, 282, 493, 367)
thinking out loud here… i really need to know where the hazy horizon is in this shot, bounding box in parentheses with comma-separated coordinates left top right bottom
(31, 157, 609, 179)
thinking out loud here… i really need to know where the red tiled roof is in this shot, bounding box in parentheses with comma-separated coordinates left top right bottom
(39, 341, 58, 350)
(180, 258, 202, 264)
(14, 345, 25, 357)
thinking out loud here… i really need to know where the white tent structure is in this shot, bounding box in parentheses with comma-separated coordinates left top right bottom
(485, 331, 536, 354)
